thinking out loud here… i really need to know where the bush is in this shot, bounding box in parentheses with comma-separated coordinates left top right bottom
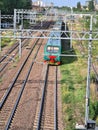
(90, 101, 98, 120)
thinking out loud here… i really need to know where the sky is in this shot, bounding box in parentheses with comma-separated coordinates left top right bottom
(42, 0, 86, 7)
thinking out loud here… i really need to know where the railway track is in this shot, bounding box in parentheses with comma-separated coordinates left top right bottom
(0, 41, 19, 63)
(0, 37, 31, 63)
(0, 20, 63, 130)
(33, 65, 59, 130)
(0, 21, 52, 97)
(0, 36, 44, 129)
(0, 20, 54, 74)
(0, 38, 30, 73)
(32, 21, 55, 30)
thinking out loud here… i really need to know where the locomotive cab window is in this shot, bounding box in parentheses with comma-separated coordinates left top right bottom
(47, 46, 59, 53)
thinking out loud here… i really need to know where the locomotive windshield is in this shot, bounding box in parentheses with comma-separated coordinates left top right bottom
(47, 46, 59, 53)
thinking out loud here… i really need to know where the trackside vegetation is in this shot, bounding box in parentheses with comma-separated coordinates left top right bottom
(60, 16, 98, 129)
(60, 49, 87, 130)
(1, 38, 16, 48)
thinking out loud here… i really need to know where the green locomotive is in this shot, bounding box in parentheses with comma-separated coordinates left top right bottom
(44, 20, 62, 65)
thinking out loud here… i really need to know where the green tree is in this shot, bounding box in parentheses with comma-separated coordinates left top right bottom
(88, 0, 95, 11)
(0, 1, 3, 14)
(1, 0, 32, 14)
(77, 2, 81, 11)
(16, 0, 32, 9)
(0, 1, 3, 8)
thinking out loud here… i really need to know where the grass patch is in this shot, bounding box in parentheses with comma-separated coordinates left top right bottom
(60, 44, 98, 129)
(60, 48, 86, 129)
(60, 18, 98, 129)
(1, 31, 17, 48)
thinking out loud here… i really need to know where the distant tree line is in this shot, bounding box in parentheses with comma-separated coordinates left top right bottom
(0, 0, 32, 14)
(77, 0, 95, 11)
(56, 0, 95, 12)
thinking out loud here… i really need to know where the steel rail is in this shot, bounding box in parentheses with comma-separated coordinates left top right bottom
(0, 38, 39, 109)
(36, 65, 58, 130)
(54, 66, 58, 130)
(0, 39, 28, 72)
(0, 54, 16, 72)
(36, 64, 49, 130)
(0, 38, 26, 63)
(5, 36, 43, 130)
(0, 42, 19, 63)
(0, 37, 29, 62)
